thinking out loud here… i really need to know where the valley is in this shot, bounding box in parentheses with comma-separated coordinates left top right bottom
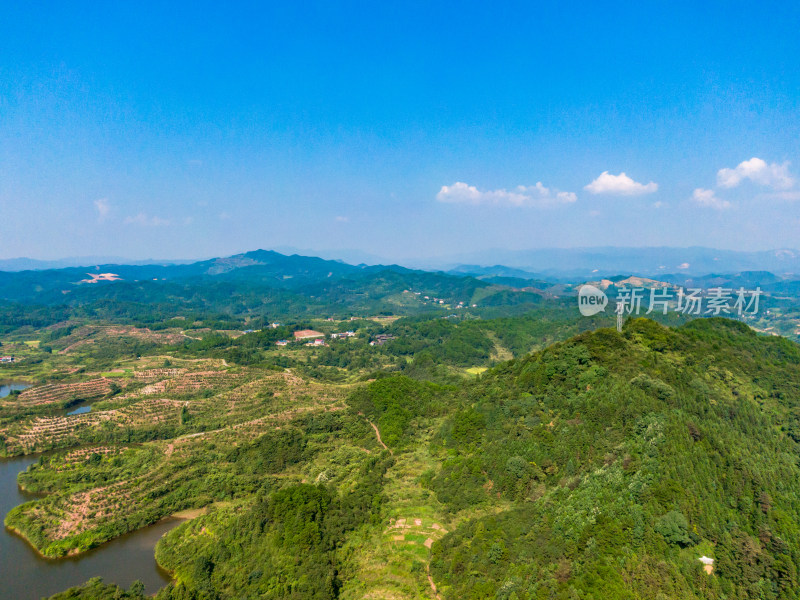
(5, 5, 799, 597)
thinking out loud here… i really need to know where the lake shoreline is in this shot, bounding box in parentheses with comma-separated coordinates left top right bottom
(1, 452, 184, 598)
(5, 509, 197, 559)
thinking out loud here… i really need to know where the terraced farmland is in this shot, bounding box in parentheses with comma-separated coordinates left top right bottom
(51, 325, 188, 355)
(2, 363, 359, 558)
(14, 378, 114, 407)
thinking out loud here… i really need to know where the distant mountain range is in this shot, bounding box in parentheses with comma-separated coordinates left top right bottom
(0, 250, 531, 317)
(0, 250, 366, 302)
(3, 248, 800, 313)
(5, 247, 800, 278)
(0, 256, 198, 272)
(431, 246, 800, 278)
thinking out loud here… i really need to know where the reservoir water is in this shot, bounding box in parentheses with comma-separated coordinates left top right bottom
(0, 382, 30, 398)
(1, 415, 180, 598)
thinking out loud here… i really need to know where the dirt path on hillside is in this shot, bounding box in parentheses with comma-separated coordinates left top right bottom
(368, 420, 393, 455)
(427, 565, 443, 600)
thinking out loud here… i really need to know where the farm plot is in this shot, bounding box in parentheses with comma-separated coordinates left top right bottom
(14, 378, 114, 407)
(167, 370, 250, 394)
(52, 326, 188, 355)
(202, 369, 347, 411)
(1, 398, 188, 454)
(1, 368, 344, 456)
(62, 445, 126, 464)
(132, 367, 187, 381)
(5, 376, 357, 557)
(120, 369, 249, 401)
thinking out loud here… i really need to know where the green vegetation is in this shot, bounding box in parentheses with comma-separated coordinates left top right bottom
(46, 578, 147, 600)
(155, 453, 393, 600)
(428, 318, 800, 599)
(2, 263, 800, 600)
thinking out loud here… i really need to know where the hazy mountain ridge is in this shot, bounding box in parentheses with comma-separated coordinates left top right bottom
(440, 247, 800, 278)
(0, 256, 199, 272)
(6, 247, 800, 278)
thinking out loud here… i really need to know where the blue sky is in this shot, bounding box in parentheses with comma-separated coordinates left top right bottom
(1, 1, 799, 262)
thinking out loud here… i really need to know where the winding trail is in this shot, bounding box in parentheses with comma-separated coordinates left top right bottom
(427, 565, 443, 600)
(367, 420, 393, 455)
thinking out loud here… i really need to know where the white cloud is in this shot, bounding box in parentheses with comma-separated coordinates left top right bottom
(518, 182, 578, 205)
(335, 215, 349, 222)
(584, 171, 658, 196)
(717, 157, 794, 190)
(94, 198, 110, 221)
(436, 181, 576, 207)
(692, 188, 731, 210)
(124, 213, 170, 226)
(437, 182, 523, 205)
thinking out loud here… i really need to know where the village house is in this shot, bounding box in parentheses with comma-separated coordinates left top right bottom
(330, 331, 356, 339)
(275, 340, 289, 346)
(306, 338, 326, 347)
(0, 356, 15, 363)
(370, 334, 396, 346)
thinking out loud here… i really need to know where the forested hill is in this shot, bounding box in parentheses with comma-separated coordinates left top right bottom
(428, 317, 800, 599)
